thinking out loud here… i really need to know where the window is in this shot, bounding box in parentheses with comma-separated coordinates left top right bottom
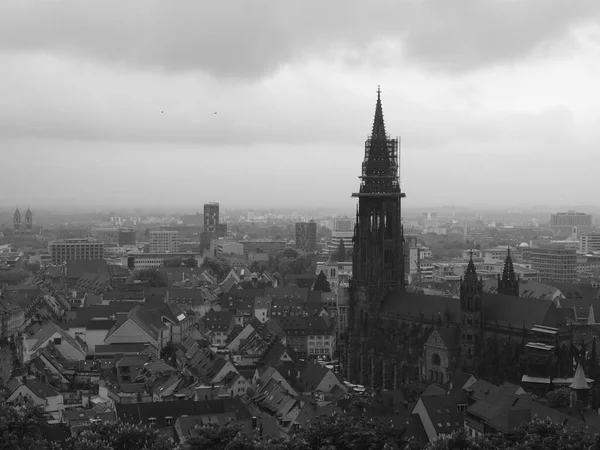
(431, 353, 441, 366)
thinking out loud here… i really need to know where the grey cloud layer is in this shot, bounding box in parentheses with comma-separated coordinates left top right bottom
(1, 0, 599, 77)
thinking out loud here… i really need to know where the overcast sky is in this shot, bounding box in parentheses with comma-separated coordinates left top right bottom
(2, 0, 600, 212)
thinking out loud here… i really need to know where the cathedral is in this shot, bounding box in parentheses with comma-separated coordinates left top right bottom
(345, 90, 579, 389)
(13, 207, 33, 234)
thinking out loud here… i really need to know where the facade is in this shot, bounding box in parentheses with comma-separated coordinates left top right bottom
(295, 221, 317, 253)
(529, 246, 577, 282)
(347, 88, 406, 382)
(48, 239, 105, 265)
(581, 234, 600, 253)
(204, 202, 220, 233)
(550, 211, 593, 237)
(328, 230, 353, 255)
(149, 231, 180, 253)
(117, 228, 136, 247)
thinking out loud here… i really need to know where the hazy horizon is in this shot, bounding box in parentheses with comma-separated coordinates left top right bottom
(2, 1, 600, 209)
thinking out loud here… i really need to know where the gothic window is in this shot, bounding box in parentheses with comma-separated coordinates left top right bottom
(431, 353, 441, 366)
(474, 296, 481, 309)
(467, 318, 473, 326)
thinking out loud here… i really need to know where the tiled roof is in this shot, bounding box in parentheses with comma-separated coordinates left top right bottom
(436, 327, 461, 349)
(9, 377, 60, 399)
(418, 389, 467, 436)
(116, 398, 251, 429)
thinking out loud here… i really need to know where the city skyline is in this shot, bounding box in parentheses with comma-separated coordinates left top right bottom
(2, 1, 600, 209)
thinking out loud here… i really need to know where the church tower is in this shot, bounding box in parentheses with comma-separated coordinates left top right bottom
(460, 253, 483, 372)
(13, 207, 21, 232)
(347, 87, 405, 382)
(24, 207, 33, 233)
(497, 248, 519, 296)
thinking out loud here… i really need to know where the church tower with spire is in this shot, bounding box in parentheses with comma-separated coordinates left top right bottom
(460, 253, 483, 372)
(347, 87, 406, 382)
(24, 207, 33, 233)
(13, 207, 21, 232)
(497, 248, 519, 296)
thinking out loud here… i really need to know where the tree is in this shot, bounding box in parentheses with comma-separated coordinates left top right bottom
(183, 257, 198, 268)
(201, 257, 232, 282)
(336, 239, 347, 262)
(545, 387, 571, 408)
(163, 257, 183, 267)
(313, 271, 331, 292)
(25, 260, 40, 274)
(129, 268, 169, 287)
(64, 422, 175, 450)
(0, 403, 54, 450)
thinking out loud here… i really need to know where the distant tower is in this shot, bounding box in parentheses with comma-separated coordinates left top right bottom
(497, 248, 519, 296)
(460, 253, 483, 373)
(13, 207, 21, 232)
(24, 207, 33, 233)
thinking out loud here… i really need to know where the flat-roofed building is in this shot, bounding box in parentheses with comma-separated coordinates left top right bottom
(550, 211, 593, 237)
(240, 240, 286, 256)
(149, 231, 180, 253)
(48, 239, 104, 265)
(529, 246, 577, 283)
(295, 221, 317, 253)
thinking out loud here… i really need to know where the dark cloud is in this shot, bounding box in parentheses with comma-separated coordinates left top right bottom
(1, 0, 599, 78)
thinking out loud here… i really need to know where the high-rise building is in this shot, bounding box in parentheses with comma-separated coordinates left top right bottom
(550, 211, 593, 237)
(118, 228, 136, 247)
(333, 218, 353, 232)
(347, 88, 405, 382)
(295, 221, 317, 252)
(149, 231, 180, 253)
(204, 203, 220, 233)
(529, 246, 577, 282)
(48, 239, 104, 265)
(422, 211, 439, 229)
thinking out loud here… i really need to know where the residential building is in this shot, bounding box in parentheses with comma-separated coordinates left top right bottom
(277, 315, 335, 358)
(201, 309, 235, 347)
(333, 218, 353, 232)
(6, 377, 65, 423)
(550, 211, 593, 237)
(529, 246, 577, 282)
(149, 231, 180, 253)
(295, 221, 317, 253)
(48, 239, 105, 265)
(104, 305, 170, 353)
(204, 202, 220, 233)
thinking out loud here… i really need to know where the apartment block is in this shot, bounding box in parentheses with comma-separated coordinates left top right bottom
(149, 231, 180, 253)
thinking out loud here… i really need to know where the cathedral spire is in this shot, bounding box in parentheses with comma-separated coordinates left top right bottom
(498, 247, 519, 296)
(371, 85, 387, 141)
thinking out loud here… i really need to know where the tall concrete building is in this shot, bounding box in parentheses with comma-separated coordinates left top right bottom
(550, 211, 593, 237)
(149, 231, 180, 253)
(204, 202, 220, 233)
(333, 218, 353, 232)
(529, 246, 577, 282)
(295, 221, 317, 252)
(49, 239, 105, 265)
(422, 211, 439, 229)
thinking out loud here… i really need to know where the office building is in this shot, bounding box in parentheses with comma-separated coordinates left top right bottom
(117, 228, 136, 247)
(204, 202, 219, 233)
(581, 234, 600, 253)
(529, 246, 577, 283)
(49, 239, 105, 265)
(550, 211, 593, 237)
(295, 221, 317, 252)
(149, 231, 180, 253)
